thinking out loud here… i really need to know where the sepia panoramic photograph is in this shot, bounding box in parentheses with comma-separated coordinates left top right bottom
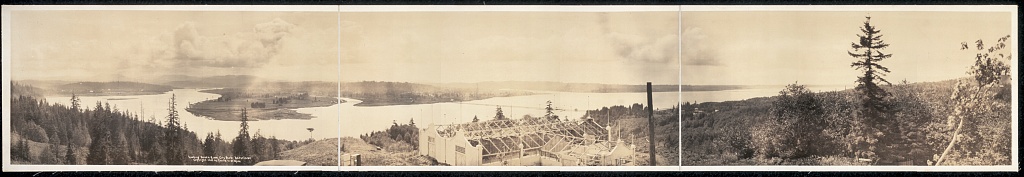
(336, 10, 682, 166)
(677, 11, 1014, 166)
(2, 5, 1018, 172)
(7, 10, 342, 166)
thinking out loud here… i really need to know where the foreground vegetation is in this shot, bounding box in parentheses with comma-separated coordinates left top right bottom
(676, 19, 1012, 165)
(10, 84, 313, 165)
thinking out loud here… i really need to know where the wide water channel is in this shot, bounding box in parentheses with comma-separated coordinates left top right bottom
(45, 85, 849, 141)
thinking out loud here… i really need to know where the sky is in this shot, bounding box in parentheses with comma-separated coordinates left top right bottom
(10, 10, 339, 82)
(9, 10, 1013, 86)
(680, 11, 1014, 86)
(338, 12, 681, 85)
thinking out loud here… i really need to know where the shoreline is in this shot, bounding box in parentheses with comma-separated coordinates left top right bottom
(186, 95, 341, 121)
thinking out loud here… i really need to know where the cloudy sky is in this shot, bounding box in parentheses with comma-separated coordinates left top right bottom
(680, 11, 1013, 86)
(339, 12, 681, 85)
(10, 10, 339, 82)
(11, 10, 1011, 86)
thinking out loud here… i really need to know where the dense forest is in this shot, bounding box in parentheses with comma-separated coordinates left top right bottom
(359, 119, 420, 152)
(675, 20, 1012, 165)
(9, 83, 310, 165)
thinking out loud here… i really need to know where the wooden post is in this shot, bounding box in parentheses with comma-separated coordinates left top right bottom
(646, 82, 656, 166)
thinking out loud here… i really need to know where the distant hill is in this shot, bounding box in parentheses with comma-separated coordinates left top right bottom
(162, 75, 260, 88)
(10, 82, 44, 98)
(51, 81, 178, 96)
(339, 81, 532, 106)
(429, 81, 746, 93)
(13, 80, 74, 89)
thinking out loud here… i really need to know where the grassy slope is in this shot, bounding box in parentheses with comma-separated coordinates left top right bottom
(340, 137, 435, 166)
(278, 138, 341, 166)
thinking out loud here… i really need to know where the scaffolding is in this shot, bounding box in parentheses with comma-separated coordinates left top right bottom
(427, 116, 629, 166)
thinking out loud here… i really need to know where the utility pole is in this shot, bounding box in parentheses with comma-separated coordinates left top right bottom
(646, 82, 656, 166)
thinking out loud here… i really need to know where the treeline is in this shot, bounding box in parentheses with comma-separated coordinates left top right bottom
(583, 103, 649, 127)
(9, 91, 307, 165)
(582, 103, 680, 166)
(359, 119, 419, 152)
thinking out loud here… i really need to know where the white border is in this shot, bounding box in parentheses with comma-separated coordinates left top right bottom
(1009, 5, 1019, 172)
(339, 5, 679, 12)
(2, 4, 14, 173)
(1, 5, 1019, 172)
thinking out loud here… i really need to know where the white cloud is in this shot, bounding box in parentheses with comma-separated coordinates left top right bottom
(168, 18, 297, 68)
(680, 27, 721, 66)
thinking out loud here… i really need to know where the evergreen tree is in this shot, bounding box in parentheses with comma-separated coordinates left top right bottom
(270, 136, 280, 159)
(252, 131, 266, 162)
(65, 142, 77, 165)
(86, 129, 111, 165)
(545, 100, 560, 121)
(163, 94, 186, 165)
(111, 132, 130, 165)
(148, 141, 166, 165)
(49, 132, 63, 164)
(13, 138, 30, 162)
(493, 106, 507, 120)
(472, 115, 480, 123)
(71, 93, 81, 111)
(846, 16, 897, 162)
(39, 146, 59, 164)
(203, 132, 218, 165)
(233, 108, 252, 165)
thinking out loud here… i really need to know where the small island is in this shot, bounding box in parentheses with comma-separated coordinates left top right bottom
(186, 88, 341, 121)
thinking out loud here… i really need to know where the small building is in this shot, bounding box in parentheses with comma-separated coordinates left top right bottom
(419, 117, 635, 166)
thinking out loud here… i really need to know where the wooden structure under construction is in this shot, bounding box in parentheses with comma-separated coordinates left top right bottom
(419, 117, 635, 166)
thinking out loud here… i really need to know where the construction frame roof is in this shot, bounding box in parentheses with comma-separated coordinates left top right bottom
(434, 117, 612, 156)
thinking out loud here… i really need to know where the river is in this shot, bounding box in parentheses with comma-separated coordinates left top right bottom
(44, 85, 850, 141)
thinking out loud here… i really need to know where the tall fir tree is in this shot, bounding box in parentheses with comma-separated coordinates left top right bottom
(545, 100, 560, 121)
(846, 16, 898, 163)
(163, 94, 187, 165)
(86, 128, 111, 165)
(233, 108, 252, 165)
(203, 132, 218, 165)
(70, 93, 81, 111)
(65, 140, 77, 165)
(49, 132, 63, 164)
(493, 106, 507, 120)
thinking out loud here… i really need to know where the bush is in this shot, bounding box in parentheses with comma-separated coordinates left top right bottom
(750, 83, 825, 159)
(20, 121, 50, 143)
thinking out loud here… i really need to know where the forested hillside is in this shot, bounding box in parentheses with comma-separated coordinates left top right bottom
(9, 90, 310, 165)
